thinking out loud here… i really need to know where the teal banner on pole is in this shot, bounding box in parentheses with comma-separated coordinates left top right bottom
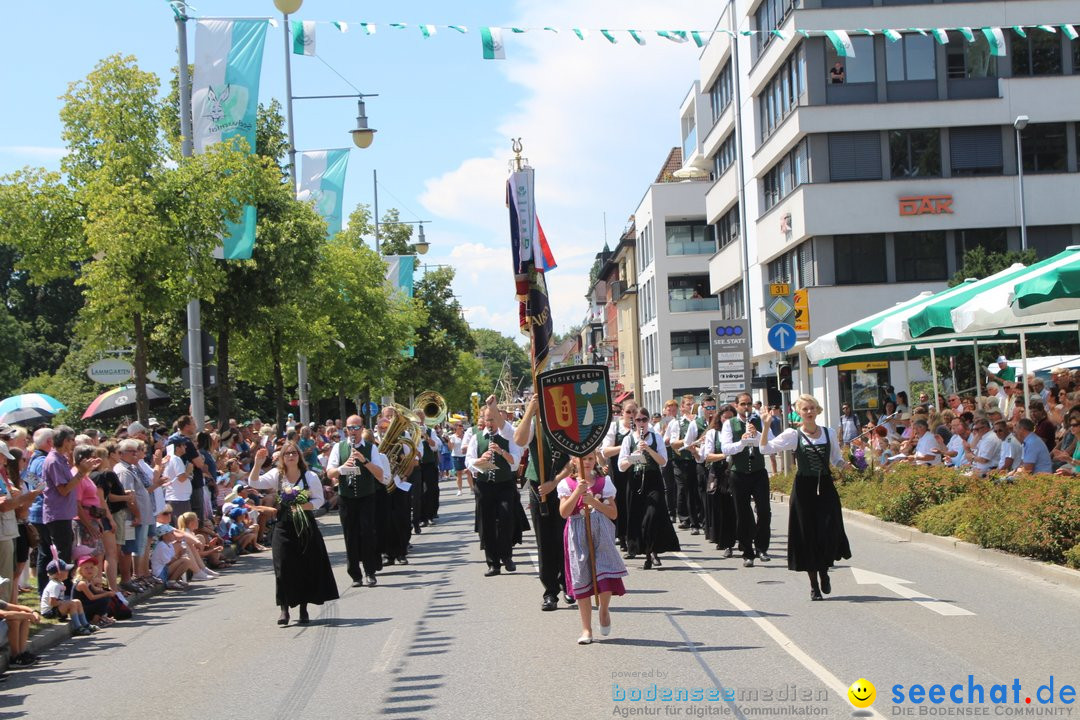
(299, 149, 350, 239)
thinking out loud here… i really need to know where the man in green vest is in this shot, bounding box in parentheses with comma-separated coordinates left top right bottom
(515, 395, 571, 611)
(326, 414, 391, 587)
(466, 406, 523, 577)
(719, 392, 772, 567)
(665, 394, 703, 534)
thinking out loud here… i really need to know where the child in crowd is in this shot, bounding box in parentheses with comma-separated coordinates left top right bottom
(151, 508, 200, 590)
(175, 511, 222, 577)
(558, 452, 627, 646)
(222, 506, 261, 553)
(0, 577, 42, 666)
(72, 556, 119, 626)
(40, 560, 98, 636)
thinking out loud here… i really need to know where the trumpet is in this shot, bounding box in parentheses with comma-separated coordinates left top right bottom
(415, 391, 447, 427)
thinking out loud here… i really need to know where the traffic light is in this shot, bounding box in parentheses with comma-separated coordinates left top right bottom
(778, 363, 793, 391)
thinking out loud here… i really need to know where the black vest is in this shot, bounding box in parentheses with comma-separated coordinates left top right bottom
(476, 433, 513, 483)
(337, 441, 377, 498)
(729, 417, 766, 474)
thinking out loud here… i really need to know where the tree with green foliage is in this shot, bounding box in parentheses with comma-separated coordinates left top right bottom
(398, 266, 475, 399)
(471, 328, 530, 394)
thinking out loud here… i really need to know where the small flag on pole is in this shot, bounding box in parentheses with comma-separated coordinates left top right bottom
(290, 20, 316, 55)
(481, 27, 505, 60)
(931, 28, 949, 44)
(824, 29, 854, 57)
(982, 27, 1007, 56)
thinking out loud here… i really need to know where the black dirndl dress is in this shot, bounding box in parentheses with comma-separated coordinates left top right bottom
(787, 430, 851, 572)
(625, 433, 681, 557)
(272, 472, 340, 608)
(703, 454, 737, 551)
(608, 425, 632, 548)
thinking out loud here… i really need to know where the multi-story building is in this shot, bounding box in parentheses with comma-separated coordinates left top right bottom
(692, 0, 1080, 425)
(585, 221, 643, 404)
(635, 146, 727, 415)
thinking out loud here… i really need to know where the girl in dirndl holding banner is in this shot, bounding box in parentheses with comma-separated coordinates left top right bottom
(559, 453, 627, 646)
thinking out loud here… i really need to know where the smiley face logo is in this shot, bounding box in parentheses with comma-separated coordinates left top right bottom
(847, 678, 876, 709)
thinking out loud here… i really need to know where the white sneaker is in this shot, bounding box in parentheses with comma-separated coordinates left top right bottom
(192, 571, 212, 581)
(455, 490, 462, 496)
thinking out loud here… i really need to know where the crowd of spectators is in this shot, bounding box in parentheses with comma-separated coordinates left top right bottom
(841, 367, 1080, 479)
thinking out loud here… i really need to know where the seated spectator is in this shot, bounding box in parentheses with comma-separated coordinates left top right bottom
(72, 556, 118, 625)
(40, 559, 98, 635)
(151, 509, 199, 590)
(994, 421, 1023, 473)
(174, 511, 221, 578)
(1012, 418, 1053, 476)
(967, 419, 1001, 478)
(0, 583, 42, 666)
(221, 506, 261, 553)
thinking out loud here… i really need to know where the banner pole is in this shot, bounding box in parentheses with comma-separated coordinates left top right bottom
(530, 323, 550, 509)
(583, 504, 599, 609)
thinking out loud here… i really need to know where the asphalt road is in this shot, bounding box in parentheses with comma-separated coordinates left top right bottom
(3, 486, 1079, 720)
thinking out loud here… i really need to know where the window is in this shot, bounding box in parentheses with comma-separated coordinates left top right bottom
(666, 221, 715, 256)
(709, 62, 733, 124)
(715, 203, 740, 251)
(682, 113, 698, 161)
(758, 46, 806, 141)
(826, 35, 875, 84)
(885, 34, 936, 81)
(1020, 123, 1067, 173)
(768, 252, 792, 284)
(763, 140, 809, 211)
(637, 222, 653, 270)
(829, 132, 882, 181)
(889, 129, 941, 178)
(894, 231, 947, 282)
(1013, 32, 1063, 76)
(720, 281, 745, 319)
(797, 241, 815, 288)
(950, 126, 1002, 176)
(955, 228, 1007, 267)
(669, 275, 718, 312)
(754, 0, 798, 57)
(946, 32, 997, 78)
(671, 330, 710, 370)
(713, 133, 736, 178)
(835, 234, 886, 284)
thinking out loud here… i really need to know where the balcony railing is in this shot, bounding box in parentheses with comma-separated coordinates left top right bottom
(672, 355, 710, 370)
(669, 297, 720, 313)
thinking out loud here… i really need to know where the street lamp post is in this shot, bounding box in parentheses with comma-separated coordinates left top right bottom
(276, 0, 377, 427)
(372, 171, 430, 255)
(1014, 115, 1030, 252)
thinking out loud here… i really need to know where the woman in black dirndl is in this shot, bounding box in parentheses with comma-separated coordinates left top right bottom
(758, 394, 851, 601)
(250, 442, 339, 625)
(617, 406, 680, 569)
(700, 404, 738, 556)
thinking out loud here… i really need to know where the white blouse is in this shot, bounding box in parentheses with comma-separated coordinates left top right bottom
(557, 476, 617, 499)
(253, 469, 326, 508)
(760, 427, 844, 467)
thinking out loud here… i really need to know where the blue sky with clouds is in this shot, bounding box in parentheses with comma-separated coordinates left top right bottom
(1, 0, 716, 339)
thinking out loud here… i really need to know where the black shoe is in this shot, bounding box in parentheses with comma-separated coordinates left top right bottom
(277, 607, 290, 626)
(653, 555, 662, 567)
(351, 580, 364, 588)
(820, 574, 831, 595)
(643, 557, 653, 570)
(484, 566, 501, 577)
(722, 547, 733, 558)
(414, 526, 422, 534)
(678, 521, 691, 529)
(743, 558, 754, 568)
(810, 588, 824, 601)
(690, 527, 701, 535)
(541, 596, 558, 612)
(366, 575, 378, 587)
(385, 557, 395, 566)
(298, 605, 310, 624)
(758, 551, 772, 562)
(564, 593, 576, 605)
(504, 560, 517, 572)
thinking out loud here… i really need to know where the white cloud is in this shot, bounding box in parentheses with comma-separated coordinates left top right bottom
(420, 0, 715, 337)
(0, 146, 67, 163)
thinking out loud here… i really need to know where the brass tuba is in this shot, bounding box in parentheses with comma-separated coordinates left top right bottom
(379, 404, 423, 493)
(415, 391, 447, 427)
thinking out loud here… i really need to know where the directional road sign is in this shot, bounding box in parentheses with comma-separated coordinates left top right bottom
(764, 283, 795, 328)
(767, 322, 796, 353)
(363, 401, 379, 417)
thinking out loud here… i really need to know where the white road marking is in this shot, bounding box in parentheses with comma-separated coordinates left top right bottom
(675, 552, 887, 720)
(529, 551, 540, 574)
(370, 627, 403, 673)
(850, 567, 975, 616)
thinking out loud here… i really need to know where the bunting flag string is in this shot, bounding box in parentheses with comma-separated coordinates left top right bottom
(179, 9, 1080, 63)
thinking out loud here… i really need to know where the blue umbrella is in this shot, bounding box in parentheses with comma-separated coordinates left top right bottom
(0, 393, 66, 416)
(0, 407, 55, 427)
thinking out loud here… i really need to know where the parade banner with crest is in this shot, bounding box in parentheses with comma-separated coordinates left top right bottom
(192, 18, 268, 260)
(299, 149, 350, 239)
(536, 365, 612, 457)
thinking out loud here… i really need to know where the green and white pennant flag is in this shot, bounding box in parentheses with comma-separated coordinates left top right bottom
(1062, 25, 1079, 40)
(957, 27, 975, 42)
(333, 21, 348, 33)
(824, 29, 854, 57)
(883, 28, 902, 42)
(360, 22, 375, 35)
(931, 28, 949, 44)
(290, 20, 316, 55)
(600, 29, 618, 43)
(657, 30, 688, 43)
(420, 24, 436, 38)
(629, 30, 646, 45)
(572, 28, 588, 40)
(481, 26, 505, 59)
(982, 27, 1006, 55)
